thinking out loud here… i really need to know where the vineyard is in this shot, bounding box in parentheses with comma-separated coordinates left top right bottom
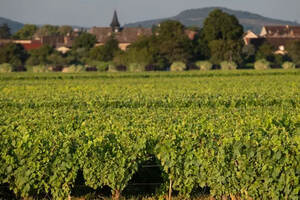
(0, 70, 299, 200)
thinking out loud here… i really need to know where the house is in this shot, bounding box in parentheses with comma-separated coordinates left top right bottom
(89, 11, 153, 50)
(31, 30, 80, 53)
(89, 11, 197, 51)
(243, 30, 258, 45)
(37, 33, 77, 50)
(0, 39, 42, 51)
(245, 25, 300, 54)
(0, 31, 77, 52)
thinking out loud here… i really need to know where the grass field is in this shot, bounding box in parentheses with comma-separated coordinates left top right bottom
(0, 70, 299, 200)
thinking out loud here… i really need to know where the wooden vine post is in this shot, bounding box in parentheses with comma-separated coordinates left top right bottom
(113, 189, 121, 200)
(168, 179, 172, 200)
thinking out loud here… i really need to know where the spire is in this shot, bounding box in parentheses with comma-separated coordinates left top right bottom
(110, 10, 121, 32)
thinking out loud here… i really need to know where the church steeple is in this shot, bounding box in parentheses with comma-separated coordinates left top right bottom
(110, 10, 121, 32)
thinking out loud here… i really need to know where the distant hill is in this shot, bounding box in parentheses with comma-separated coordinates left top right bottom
(125, 7, 299, 33)
(0, 17, 24, 33)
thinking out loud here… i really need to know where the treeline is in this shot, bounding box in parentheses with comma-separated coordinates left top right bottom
(0, 9, 300, 72)
(0, 23, 74, 40)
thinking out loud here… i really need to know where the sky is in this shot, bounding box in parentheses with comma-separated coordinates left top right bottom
(0, 0, 300, 27)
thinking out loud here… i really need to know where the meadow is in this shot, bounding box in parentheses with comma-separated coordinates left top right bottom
(0, 70, 299, 200)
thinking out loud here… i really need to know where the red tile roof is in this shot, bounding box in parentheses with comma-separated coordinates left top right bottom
(89, 27, 153, 43)
(262, 26, 300, 37)
(22, 41, 43, 51)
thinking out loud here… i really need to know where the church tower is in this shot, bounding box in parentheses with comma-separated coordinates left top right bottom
(110, 10, 121, 32)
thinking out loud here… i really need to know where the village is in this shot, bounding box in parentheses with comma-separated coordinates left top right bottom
(0, 9, 300, 72)
(0, 11, 198, 52)
(1, 11, 300, 54)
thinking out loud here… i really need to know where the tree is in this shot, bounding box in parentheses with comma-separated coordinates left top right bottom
(104, 36, 119, 54)
(13, 24, 38, 40)
(209, 40, 243, 64)
(156, 20, 185, 39)
(122, 35, 168, 70)
(89, 36, 120, 62)
(47, 53, 67, 67)
(286, 40, 300, 65)
(89, 46, 105, 61)
(0, 43, 28, 66)
(58, 26, 73, 36)
(35, 25, 59, 38)
(71, 32, 97, 64)
(113, 20, 194, 71)
(155, 20, 193, 64)
(0, 23, 11, 39)
(242, 44, 256, 63)
(113, 46, 154, 70)
(202, 9, 244, 43)
(90, 41, 119, 62)
(200, 9, 244, 65)
(72, 32, 97, 50)
(69, 48, 89, 64)
(26, 45, 54, 66)
(255, 42, 274, 62)
(193, 30, 210, 61)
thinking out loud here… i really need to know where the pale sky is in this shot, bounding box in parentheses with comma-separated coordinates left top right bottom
(0, 0, 300, 27)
